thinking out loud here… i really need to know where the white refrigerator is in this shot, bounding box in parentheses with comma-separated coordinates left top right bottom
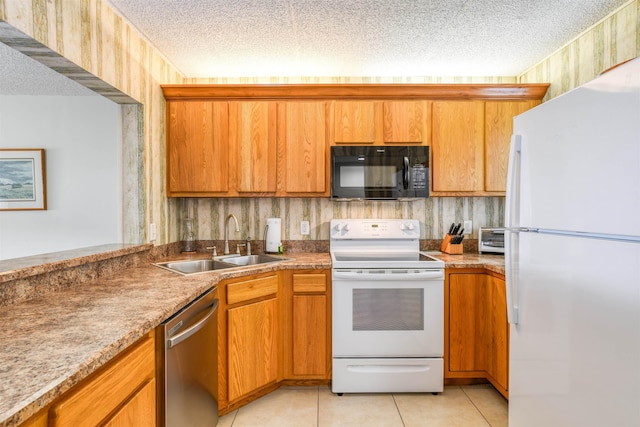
(506, 57, 640, 427)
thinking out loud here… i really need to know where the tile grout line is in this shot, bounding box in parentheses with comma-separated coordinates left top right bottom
(316, 386, 320, 427)
(391, 393, 407, 427)
(460, 386, 494, 427)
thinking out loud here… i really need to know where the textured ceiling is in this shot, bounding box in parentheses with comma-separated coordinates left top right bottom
(107, 0, 630, 78)
(0, 0, 630, 95)
(0, 41, 97, 96)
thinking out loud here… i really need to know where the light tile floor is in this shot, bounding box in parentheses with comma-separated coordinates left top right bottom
(218, 384, 508, 427)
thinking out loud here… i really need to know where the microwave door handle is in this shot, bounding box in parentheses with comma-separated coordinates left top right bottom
(403, 156, 409, 189)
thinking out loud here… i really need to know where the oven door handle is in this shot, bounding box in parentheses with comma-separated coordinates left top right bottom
(333, 270, 444, 281)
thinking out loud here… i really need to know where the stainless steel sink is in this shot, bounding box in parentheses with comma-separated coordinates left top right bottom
(154, 259, 237, 275)
(215, 254, 289, 266)
(153, 254, 289, 275)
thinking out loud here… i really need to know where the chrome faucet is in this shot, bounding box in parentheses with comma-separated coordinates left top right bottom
(224, 214, 240, 255)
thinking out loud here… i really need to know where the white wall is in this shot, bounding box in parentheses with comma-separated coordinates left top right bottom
(0, 95, 122, 260)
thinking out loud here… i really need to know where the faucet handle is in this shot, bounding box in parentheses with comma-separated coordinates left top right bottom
(206, 246, 217, 258)
(236, 243, 246, 255)
(246, 236, 251, 256)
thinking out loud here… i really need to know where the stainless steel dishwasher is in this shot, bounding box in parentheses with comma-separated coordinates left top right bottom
(163, 287, 218, 426)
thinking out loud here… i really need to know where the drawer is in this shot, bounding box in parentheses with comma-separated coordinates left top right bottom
(292, 273, 326, 293)
(227, 274, 278, 305)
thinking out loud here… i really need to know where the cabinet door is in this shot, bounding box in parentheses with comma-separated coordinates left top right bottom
(448, 273, 487, 372)
(485, 101, 540, 192)
(292, 295, 328, 376)
(333, 101, 377, 144)
(486, 274, 509, 391)
(280, 102, 328, 194)
(432, 101, 485, 192)
(50, 333, 155, 427)
(102, 378, 156, 427)
(167, 101, 229, 194)
(383, 100, 429, 144)
(227, 298, 278, 401)
(230, 101, 277, 193)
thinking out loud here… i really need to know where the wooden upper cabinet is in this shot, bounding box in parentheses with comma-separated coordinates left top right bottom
(161, 84, 548, 197)
(432, 101, 485, 192)
(279, 102, 328, 195)
(485, 100, 540, 192)
(230, 101, 277, 194)
(383, 100, 429, 144)
(167, 101, 229, 195)
(333, 101, 377, 144)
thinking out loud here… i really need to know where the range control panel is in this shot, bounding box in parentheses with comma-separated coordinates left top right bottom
(330, 219, 420, 239)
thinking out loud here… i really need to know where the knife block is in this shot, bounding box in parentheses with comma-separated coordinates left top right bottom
(443, 242, 464, 254)
(441, 234, 463, 254)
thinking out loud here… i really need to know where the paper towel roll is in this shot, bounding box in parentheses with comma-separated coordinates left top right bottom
(264, 218, 282, 253)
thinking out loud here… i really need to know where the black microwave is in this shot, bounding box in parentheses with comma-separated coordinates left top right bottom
(331, 146, 430, 200)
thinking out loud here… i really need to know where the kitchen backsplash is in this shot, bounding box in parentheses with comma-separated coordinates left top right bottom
(173, 197, 504, 242)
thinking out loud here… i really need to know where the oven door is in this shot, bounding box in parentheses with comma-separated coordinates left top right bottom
(332, 268, 443, 357)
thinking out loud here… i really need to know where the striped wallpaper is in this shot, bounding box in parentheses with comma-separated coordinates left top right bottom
(1, 0, 637, 246)
(518, 0, 639, 100)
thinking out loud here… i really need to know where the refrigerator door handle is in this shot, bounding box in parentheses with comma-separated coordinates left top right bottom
(505, 135, 523, 325)
(505, 134, 522, 229)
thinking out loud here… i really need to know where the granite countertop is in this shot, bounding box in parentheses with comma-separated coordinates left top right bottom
(0, 252, 330, 427)
(0, 249, 502, 427)
(430, 252, 506, 275)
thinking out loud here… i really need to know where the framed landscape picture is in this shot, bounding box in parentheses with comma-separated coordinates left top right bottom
(0, 149, 47, 211)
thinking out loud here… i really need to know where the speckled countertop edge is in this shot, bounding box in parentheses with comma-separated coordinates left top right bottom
(0, 249, 502, 427)
(0, 244, 154, 283)
(427, 251, 506, 275)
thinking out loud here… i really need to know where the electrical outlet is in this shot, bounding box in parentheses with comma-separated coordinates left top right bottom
(463, 220, 472, 235)
(300, 220, 310, 235)
(149, 223, 157, 241)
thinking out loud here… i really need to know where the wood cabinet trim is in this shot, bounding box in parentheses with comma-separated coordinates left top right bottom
(162, 84, 549, 101)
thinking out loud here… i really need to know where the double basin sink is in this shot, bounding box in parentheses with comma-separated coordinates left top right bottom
(154, 254, 289, 275)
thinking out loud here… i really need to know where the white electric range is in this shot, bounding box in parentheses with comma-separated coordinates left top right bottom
(330, 218, 445, 393)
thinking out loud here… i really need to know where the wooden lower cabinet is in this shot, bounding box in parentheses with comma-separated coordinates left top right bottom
(21, 332, 156, 427)
(283, 271, 331, 379)
(486, 273, 509, 392)
(218, 269, 332, 415)
(227, 297, 279, 401)
(102, 379, 156, 427)
(445, 269, 508, 398)
(218, 272, 281, 413)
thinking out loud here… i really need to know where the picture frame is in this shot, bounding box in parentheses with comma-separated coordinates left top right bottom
(0, 149, 47, 211)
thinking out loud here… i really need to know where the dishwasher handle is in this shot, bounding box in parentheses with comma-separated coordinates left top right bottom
(168, 300, 218, 349)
